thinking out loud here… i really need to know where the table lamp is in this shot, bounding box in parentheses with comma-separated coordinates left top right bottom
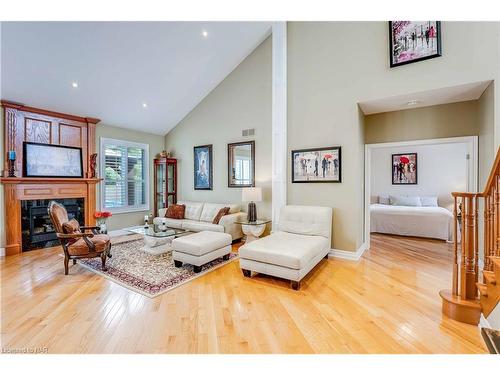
(242, 187, 262, 222)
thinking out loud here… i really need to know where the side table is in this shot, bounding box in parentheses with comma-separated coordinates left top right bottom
(235, 219, 271, 243)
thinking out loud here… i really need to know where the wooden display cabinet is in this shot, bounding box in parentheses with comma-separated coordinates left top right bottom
(154, 157, 177, 215)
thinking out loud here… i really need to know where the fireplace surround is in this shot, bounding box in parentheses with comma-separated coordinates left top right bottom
(1, 100, 101, 255)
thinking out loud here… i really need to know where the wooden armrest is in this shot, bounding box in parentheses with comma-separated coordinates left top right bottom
(57, 232, 95, 239)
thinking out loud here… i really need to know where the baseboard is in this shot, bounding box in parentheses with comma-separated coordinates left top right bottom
(329, 241, 368, 261)
(0, 247, 5, 257)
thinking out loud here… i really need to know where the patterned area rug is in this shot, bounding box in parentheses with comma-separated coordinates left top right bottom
(77, 237, 238, 298)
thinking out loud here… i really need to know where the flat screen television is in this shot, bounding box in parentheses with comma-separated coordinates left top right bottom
(23, 142, 83, 178)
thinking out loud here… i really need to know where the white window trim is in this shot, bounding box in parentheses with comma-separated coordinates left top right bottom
(99, 137, 150, 214)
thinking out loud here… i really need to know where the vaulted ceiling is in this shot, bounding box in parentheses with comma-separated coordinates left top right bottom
(1, 22, 271, 134)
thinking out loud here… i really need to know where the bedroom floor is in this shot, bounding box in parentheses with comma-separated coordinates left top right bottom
(1, 233, 486, 353)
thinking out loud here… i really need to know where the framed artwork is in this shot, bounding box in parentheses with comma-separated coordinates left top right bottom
(389, 21, 442, 67)
(392, 153, 417, 185)
(292, 146, 341, 183)
(193, 144, 213, 190)
(23, 142, 83, 178)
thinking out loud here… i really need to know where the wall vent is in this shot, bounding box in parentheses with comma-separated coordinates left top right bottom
(242, 128, 255, 137)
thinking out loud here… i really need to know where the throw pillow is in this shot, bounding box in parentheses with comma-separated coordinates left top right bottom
(213, 207, 230, 224)
(165, 204, 185, 220)
(389, 195, 422, 207)
(420, 196, 439, 207)
(62, 218, 81, 234)
(379, 195, 390, 205)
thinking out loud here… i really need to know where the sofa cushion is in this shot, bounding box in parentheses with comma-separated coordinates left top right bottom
(227, 204, 241, 214)
(178, 201, 204, 221)
(182, 220, 225, 233)
(165, 204, 185, 219)
(239, 231, 329, 270)
(200, 203, 227, 222)
(276, 205, 332, 239)
(172, 231, 232, 256)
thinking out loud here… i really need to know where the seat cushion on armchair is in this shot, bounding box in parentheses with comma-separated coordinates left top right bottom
(67, 234, 110, 256)
(239, 231, 329, 270)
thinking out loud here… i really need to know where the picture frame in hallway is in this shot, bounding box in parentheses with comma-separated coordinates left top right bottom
(292, 146, 341, 183)
(389, 21, 442, 67)
(193, 144, 213, 190)
(392, 153, 418, 185)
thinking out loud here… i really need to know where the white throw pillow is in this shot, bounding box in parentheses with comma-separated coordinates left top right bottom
(389, 195, 422, 207)
(379, 195, 390, 205)
(420, 196, 438, 207)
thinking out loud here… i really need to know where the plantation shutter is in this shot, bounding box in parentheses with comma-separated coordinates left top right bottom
(101, 139, 149, 213)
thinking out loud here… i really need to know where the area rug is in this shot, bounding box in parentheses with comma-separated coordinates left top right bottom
(77, 237, 238, 298)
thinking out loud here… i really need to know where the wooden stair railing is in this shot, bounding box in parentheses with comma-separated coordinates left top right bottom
(440, 147, 500, 325)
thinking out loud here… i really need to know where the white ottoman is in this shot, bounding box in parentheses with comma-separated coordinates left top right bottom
(172, 231, 232, 273)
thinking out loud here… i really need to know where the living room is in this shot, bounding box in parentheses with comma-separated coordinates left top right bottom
(2, 0, 500, 371)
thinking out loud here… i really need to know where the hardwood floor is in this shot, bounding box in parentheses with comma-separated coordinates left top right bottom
(0, 233, 487, 353)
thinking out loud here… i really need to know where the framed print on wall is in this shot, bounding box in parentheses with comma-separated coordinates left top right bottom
(193, 144, 213, 190)
(389, 21, 442, 67)
(392, 153, 417, 185)
(292, 146, 341, 183)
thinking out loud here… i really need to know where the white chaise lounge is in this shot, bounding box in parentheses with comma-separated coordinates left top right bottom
(238, 205, 332, 290)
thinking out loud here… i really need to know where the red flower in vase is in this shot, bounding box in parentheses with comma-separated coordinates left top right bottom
(94, 211, 112, 219)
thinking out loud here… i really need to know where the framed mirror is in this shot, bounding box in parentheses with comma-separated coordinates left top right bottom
(228, 141, 255, 188)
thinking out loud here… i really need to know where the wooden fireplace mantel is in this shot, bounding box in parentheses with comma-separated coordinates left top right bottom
(1, 101, 102, 255)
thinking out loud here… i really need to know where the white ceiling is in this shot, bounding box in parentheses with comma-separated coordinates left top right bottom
(1, 22, 272, 135)
(358, 80, 492, 115)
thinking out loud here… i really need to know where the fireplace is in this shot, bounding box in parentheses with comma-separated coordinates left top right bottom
(21, 198, 85, 251)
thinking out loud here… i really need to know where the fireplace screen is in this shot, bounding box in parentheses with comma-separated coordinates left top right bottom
(21, 198, 85, 251)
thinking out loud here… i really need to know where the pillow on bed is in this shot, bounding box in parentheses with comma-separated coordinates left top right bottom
(389, 195, 422, 207)
(379, 195, 390, 205)
(420, 196, 438, 207)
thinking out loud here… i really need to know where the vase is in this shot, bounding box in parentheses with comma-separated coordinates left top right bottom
(99, 222, 107, 234)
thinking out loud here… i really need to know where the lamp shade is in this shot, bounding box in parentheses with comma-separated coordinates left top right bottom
(242, 187, 262, 202)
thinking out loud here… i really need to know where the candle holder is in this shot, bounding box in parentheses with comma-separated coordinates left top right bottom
(7, 153, 16, 177)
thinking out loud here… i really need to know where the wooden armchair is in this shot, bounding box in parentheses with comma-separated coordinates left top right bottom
(48, 201, 112, 275)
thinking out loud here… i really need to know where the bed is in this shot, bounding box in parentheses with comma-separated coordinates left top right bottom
(370, 203, 456, 241)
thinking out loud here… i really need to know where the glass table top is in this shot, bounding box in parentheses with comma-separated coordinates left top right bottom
(126, 225, 191, 238)
(235, 219, 271, 225)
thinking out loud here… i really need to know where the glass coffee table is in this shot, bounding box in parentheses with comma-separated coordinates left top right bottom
(125, 225, 192, 255)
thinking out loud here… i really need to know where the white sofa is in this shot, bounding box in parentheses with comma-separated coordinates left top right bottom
(153, 201, 246, 241)
(239, 205, 332, 290)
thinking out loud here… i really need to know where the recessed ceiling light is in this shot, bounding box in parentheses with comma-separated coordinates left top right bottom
(202, 30, 208, 38)
(406, 99, 419, 106)
(71, 82, 78, 88)
(142, 103, 148, 108)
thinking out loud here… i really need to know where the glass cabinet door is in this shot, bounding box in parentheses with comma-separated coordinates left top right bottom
(156, 162, 167, 210)
(167, 163, 175, 195)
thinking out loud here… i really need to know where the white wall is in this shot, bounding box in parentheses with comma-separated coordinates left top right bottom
(165, 37, 272, 219)
(287, 21, 500, 251)
(370, 142, 469, 211)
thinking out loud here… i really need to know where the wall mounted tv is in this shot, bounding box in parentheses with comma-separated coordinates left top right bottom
(23, 142, 84, 178)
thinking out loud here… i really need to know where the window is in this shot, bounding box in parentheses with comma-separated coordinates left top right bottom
(235, 157, 252, 185)
(100, 138, 149, 213)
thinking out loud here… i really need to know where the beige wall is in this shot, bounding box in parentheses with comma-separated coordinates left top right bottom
(287, 21, 500, 251)
(478, 82, 495, 190)
(96, 124, 164, 231)
(364, 101, 479, 144)
(164, 37, 272, 219)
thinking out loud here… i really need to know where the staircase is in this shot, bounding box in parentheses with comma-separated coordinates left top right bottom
(440, 148, 500, 325)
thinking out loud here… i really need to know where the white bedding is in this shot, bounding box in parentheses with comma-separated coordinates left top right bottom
(370, 204, 456, 241)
